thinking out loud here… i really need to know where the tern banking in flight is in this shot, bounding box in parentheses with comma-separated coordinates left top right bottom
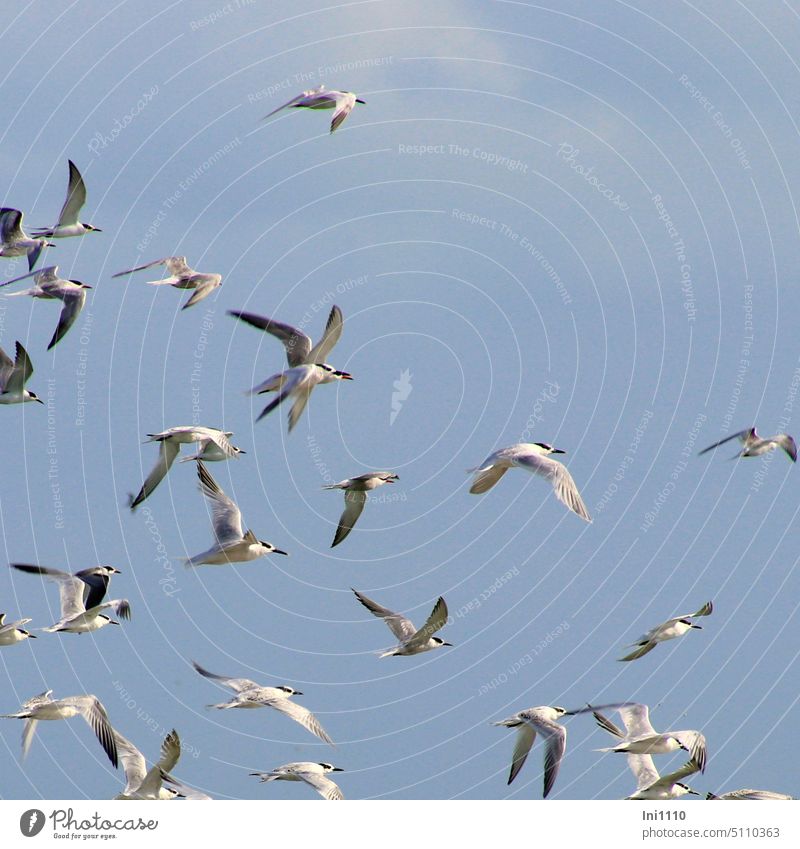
(353, 589, 451, 657)
(184, 461, 288, 566)
(699, 427, 797, 462)
(192, 661, 333, 745)
(32, 161, 101, 239)
(0, 342, 42, 405)
(0, 265, 91, 349)
(324, 472, 399, 547)
(593, 703, 707, 773)
(129, 426, 245, 510)
(250, 762, 344, 800)
(113, 256, 221, 310)
(618, 600, 713, 661)
(469, 442, 591, 522)
(11, 563, 130, 634)
(0, 208, 53, 270)
(2, 690, 118, 766)
(263, 85, 365, 133)
(228, 304, 352, 431)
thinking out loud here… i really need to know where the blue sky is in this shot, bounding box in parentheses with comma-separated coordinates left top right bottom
(1, 0, 799, 800)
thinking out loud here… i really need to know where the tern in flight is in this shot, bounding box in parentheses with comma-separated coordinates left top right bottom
(0, 265, 91, 349)
(128, 426, 245, 510)
(32, 161, 101, 239)
(593, 703, 707, 773)
(228, 304, 351, 432)
(113, 256, 221, 310)
(192, 661, 333, 745)
(263, 85, 365, 133)
(324, 472, 399, 547)
(494, 703, 635, 798)
(0, 613, 36, 646)
(352, 589, 451, 657)
(469, 442, 591, 522)
(184, 461, 288, 566)
(0, 208, 53, 270)
(699, 427, 797, 462)
(0, 342, 42, 405)
(11, 563, 130, 634)
(250, 762, 344, 800)
(618, 600, 713, 661)
(2, 690, 118, 766)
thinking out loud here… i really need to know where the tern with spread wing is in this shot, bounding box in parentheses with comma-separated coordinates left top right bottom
(593, 703, 707, 773)
(324, 472, 399, 547)
(11, 563, 129, 634)
(0, 265, 91, 349)
(0, 342, 42, 405)
(0, 208, 53, 270)
(32, 161, 101, 239)
(229, 304, 352, 431)
(352, 589, 451, 657)
(113, 256, 221, 309)
(192, 661, 333, 744)
(0, 613, 36, 646)
(184, 461, 288, 565)
(619, 600, 713, 661)
(250, 762, 344, 800)
(494, 703, 635, 798)
(113, 727, 209, 800)
(469, 442, 591, 522)
(263, 85, 365, 133)
(2, 690, 118, 766)
(699, 427, 797, 462)
(129, 426, 245, 510)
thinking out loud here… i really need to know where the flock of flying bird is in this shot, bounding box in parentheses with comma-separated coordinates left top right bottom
(1, 81, 796, 802)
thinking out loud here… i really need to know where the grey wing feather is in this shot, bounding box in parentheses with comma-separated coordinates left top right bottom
(405, 597, 448, 650)
(228, 310, 312, 367)
(58, 161, 87, 225)
(0, 208, 23, 241)
(112, 258, 170, 278)
(48, 289, 86, 349)
(191, 660, 259, 693)
(517, 453, 592, 521)
(540, 723, 567, 798)
(262, 92, 308, 119)
(508, 723, 536, 785)
(352, 589, 417, 641)
(307, 305, 343, 363)
(287, 383, 314, 432)
(300, 772, 344, 800)
(469, 462, 509, 494)
(11, 563, 86, 618)
(196, 461, 244, 542)
(332, 490, 366, 547)
(618, 641, 657, 662)
(698, 430, 749, 455)
(130, 440, 181, 509)
(6, 342, 34, 393)
(629, 753, 661, 791)
(266, 699, 335, 746)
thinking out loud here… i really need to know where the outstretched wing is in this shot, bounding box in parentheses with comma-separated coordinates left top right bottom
(331, 490, 366, 547)
(405, 597, 449, 651)
(307, 305, 344, 363)
(196, 461, 244, 543)
(228, 310, 313, 367)
(130, 439, 181, 510)
(352, 589, 417, 642)
(48, 288, 86, 349)
(191, 660, 259, 693)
